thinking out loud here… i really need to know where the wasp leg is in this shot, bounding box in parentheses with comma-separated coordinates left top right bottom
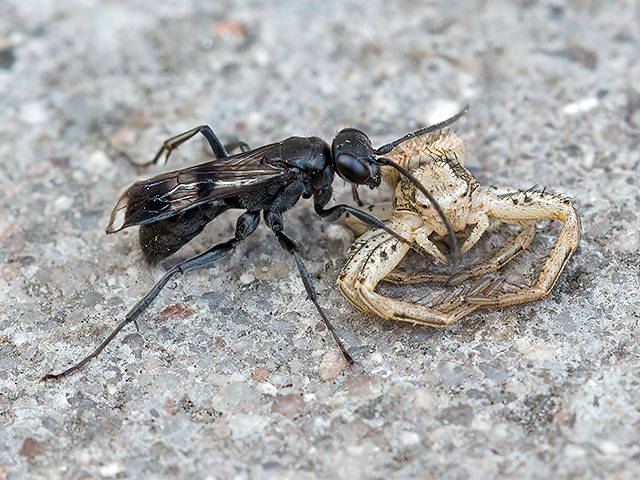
(343, 202, 394, 237)
(224, 140, 251, 154)
(137, 125, 229, 167)
(263, 211, 355, 366)
(40, 211, 261, 382)
(196, 139, 251, 164)
(316, 201, 436, 260)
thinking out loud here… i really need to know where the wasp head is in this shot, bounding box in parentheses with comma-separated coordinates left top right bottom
(332, 128, 381, 188)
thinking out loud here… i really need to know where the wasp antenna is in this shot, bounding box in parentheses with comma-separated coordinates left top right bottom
(375, 104, 469, 156)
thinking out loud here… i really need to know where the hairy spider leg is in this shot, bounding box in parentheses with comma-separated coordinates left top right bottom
(384, 221, 537, 286)
(463, 191, 580, 308)
(337, 227, 503, 326)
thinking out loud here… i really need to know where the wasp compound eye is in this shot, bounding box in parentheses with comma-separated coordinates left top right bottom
(336, 154, 371, 184)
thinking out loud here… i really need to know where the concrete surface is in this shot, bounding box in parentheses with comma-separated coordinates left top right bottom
(1, 0, 639, 479)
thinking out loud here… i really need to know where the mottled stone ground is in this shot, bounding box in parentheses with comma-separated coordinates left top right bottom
(1, 1, 639, 478)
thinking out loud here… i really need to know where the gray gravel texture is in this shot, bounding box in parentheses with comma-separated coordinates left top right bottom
(1, 0, 639, 479)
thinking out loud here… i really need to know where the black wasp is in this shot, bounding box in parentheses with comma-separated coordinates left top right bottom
(40, 106, 468, 381)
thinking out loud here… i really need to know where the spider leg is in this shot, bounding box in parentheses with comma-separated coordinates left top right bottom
(382, 219, 535, 286)
(411, 224, 451, 266)
(433, 278, 505, 315)
(338, 229, 481, 327)
(338, 229, 410, 314)
(384, 269, 451, 284)
(460, 214, 491, 254)
(465, 190, 580, 308)
(378, 218, 460, 285)
(351, 185, 365, 207)
(447, 220, 537, 285)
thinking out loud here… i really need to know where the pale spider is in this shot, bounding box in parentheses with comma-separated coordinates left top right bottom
(338, 127, 581, 326)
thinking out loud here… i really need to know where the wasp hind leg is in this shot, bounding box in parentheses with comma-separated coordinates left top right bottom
(40, 211, 261, 381)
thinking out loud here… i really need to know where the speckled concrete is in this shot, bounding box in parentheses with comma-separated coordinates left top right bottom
(1, 1, 639, 479)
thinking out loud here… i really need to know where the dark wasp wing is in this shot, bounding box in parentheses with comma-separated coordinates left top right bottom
(106, 142, 292, 233)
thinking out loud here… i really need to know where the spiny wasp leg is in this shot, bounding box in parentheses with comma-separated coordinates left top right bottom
(137, 125, 230, 167)
(264, 211, 355, 365)
(40, 211, 261, 381)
